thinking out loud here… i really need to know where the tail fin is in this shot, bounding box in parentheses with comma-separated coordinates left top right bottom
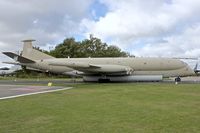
(21, 39, 55, 61)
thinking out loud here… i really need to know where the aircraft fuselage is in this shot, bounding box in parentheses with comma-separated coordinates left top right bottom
(22, 57, 195, 81)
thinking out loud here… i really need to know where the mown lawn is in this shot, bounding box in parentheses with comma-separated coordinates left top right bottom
(0, 83, 200, 133)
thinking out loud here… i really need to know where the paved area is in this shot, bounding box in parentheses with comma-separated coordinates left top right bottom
(1, 76, 200, 85)
(0, 79, 83, 85)
(168, 76, 200, 84)
(180, 76, 200, 82)
(0, 84, 72, 100)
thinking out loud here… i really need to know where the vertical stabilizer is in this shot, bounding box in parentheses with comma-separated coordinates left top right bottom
(22, 39, 35, 50)
(21, 39, 35, 57)
(21, 39, 54, 61)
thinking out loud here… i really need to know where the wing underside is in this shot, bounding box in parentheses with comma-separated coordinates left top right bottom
(49, 61, 133, 75)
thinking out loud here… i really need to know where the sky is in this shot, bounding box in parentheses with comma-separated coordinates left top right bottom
(1, 0, 200, 67)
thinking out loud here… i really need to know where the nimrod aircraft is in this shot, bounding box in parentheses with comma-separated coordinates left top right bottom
(3, 40, 200, 82)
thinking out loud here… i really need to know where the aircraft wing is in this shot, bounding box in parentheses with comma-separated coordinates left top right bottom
(2, 52, 35, 63)
(49, 61, 133, 75)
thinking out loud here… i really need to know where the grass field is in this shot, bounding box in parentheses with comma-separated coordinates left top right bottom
(0, 83, 200, 133)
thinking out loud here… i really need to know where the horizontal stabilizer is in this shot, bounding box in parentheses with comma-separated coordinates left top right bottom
(2, 61, 21, 65)
(2, 52, 35, 63)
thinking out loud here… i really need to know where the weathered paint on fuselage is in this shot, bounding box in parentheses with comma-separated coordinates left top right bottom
(25, 57, 195, 77)
(21, 62, 73, 74)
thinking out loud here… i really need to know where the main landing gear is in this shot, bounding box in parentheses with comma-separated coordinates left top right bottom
(175, 76, 181, 83)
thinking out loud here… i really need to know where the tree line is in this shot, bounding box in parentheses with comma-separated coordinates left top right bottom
(42, 35, 133, 58)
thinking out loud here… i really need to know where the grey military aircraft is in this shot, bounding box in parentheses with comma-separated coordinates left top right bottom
(3, 40, 200, 82)
(0, 65, 21, 76)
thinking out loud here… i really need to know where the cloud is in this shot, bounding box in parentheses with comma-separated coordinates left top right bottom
(0, 0, 93, 43)
(132, 23, 200, 57)
(0, 0, 93, 67)
(81, 0, 200, 57)
(1, 0, 200, 68)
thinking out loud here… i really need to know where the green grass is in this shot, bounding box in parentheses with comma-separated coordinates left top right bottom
(0, 83, 200, 133)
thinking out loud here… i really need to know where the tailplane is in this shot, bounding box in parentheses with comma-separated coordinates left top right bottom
(2, 52, 35, 63)
(21, 39, 55, 61)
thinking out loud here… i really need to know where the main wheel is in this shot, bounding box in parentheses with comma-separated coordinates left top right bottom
(175, 77, 181, 82)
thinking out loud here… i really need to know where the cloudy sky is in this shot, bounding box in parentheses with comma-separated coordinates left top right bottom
(1, 0, 200, 67)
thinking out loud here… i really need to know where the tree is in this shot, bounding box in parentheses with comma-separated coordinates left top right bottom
(50, 38, 79, 58)
(49, 35, 132, 58)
